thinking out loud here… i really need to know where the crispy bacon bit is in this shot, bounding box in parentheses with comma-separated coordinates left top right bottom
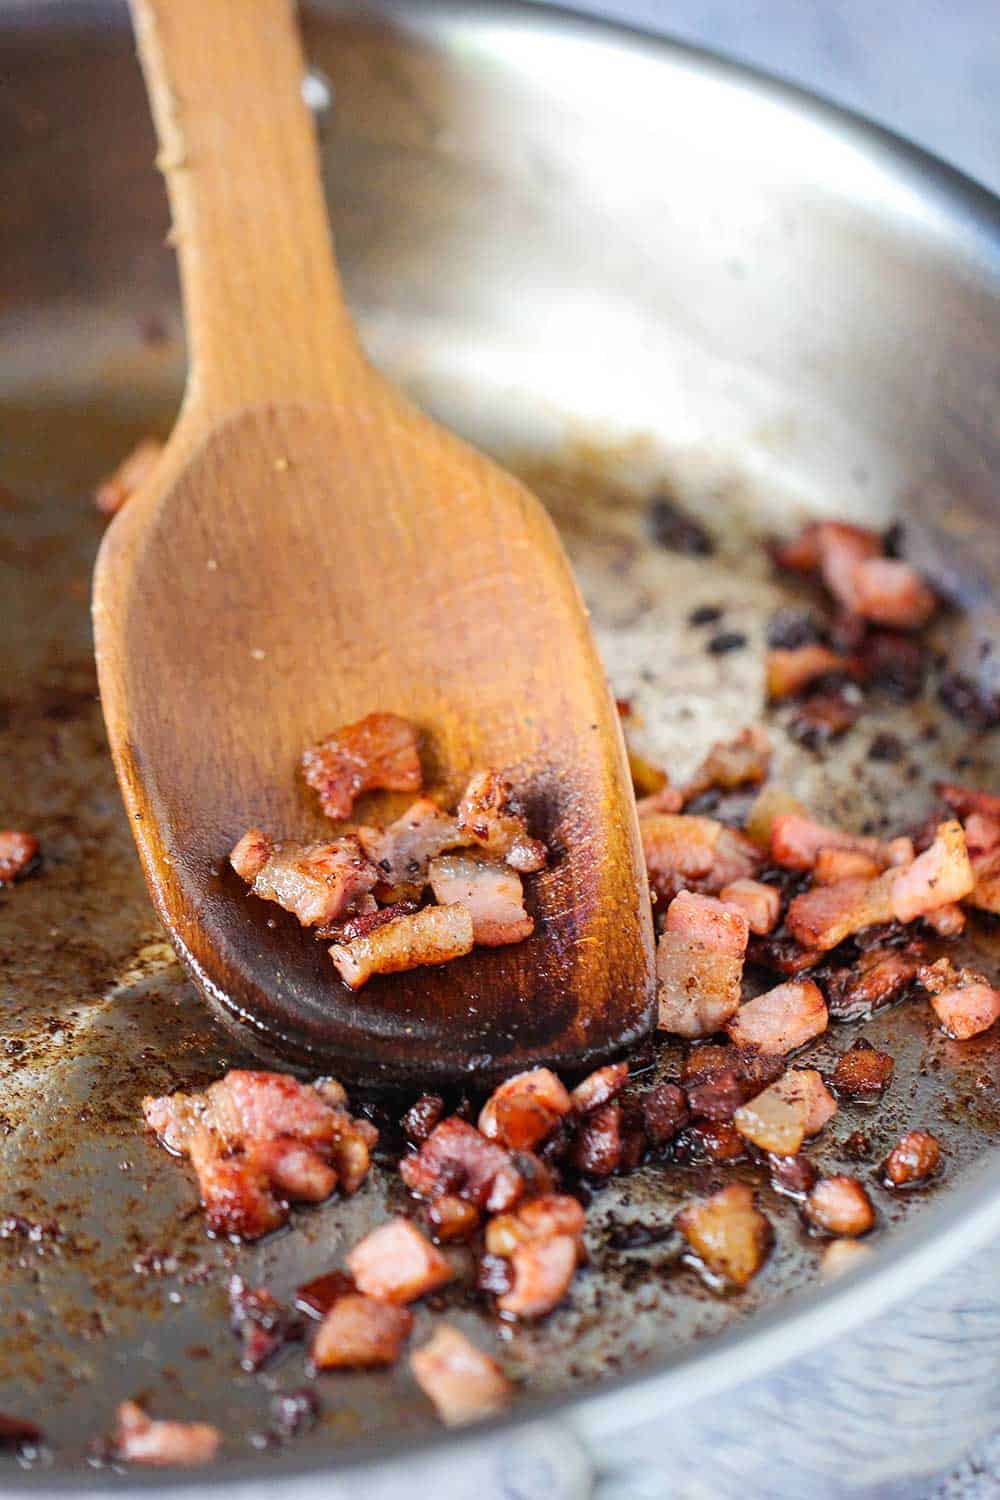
(726, 980, 828, 1055)
(683, 726, 771, 802)
(812, 847, 883, 884)
(429, 853, 533, 946)
(485, 1195, 586, 1256)
(229, 1277, 302, 1371)
(231, 831, 377, 928)
(770, 813, 885, 873)
(787, 687, 861, 747)
(456, 769, 547, 873)
(571, 1062, 629, 1114)
(766, 645, 852, 701)
(786, 873, 895, 951)
(329, 903, 474, 989)
(675, 1120, 747, 1163)
(768, 1152, 818, 1199)
(346, 1217, 452, 1304)
(312, 1294, 413, 1369)
(635, 783, 685, 816)
(858, 629, 927, 699)
(937, 781, 1000, 821)
(302, 712, 421, 820)
(641, 814, 760, 901)
(720, 878, 781, 935)
(0, 831, 40, 886)
(685, 1069, 743, 1123)
(675, 1183, 772, 1287)
(400, 1117, 522, 1212)
(744, 785, 806, 849)
(848, 557, 936, 629)
(410, 1326, 512, 1427)
(402, 1093, 445, 1144)
(821, 1238, 875, 1277)
(804, 1176, 875, 1237)
(822, 944, 926, 1022)
(642, 1082, 690, 1145)
(478, 1069, 571, 1150)
(295, 1270, 355, 1319)
(142, 1071, 373, 1239)
(113, 1401, 220, 1466)
(733, 1069, 836, 1155)
(498, 1234, 579, 1320)
(357, 798, 464, 900)
(657, 891, 749, 1039)
(318, 899, 415, 944)
(683, 1043, 784, 1094)
(428, 1194, 482, 1243)
(570, 1100, 623, 1176)
(890, 820, 973, 923)
(884, 1130, 941, 1187)
(94, 436, 164, 516)
(919, 959, 1000, 1040)
(921, 902, 966, 937)
(830, 1039, 894, 1099)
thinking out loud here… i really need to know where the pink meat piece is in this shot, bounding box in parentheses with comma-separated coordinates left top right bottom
(770, 813, 887, 872)
(641, 815, 761, 900)
(456, 769, 547, 872)
(766, 645, 853, 700)
(329, 903, 474, 989)
(497, 1234, 579, 1319)
(429, 852, 533, 946)
(0, 830, 40, 885)
(921, 902, 967, 937)
(968, 847, 1000, 914)
(635, 784, 685, 816)
(937, 781, 1000, 821)
(726, 979, 828, 1054)
(667, 890, 750, 955)
(230, 830, 378, 927)
(478, 1068, 571, 1150)
(301, 712, 422, 820)
(889, 820, 973, 923)
(733, 1069, 836, 1156)
(812, 847, 884, 885)
(675, 1182, 772, 1287)
(400, 1117, 523, 1212)
(962, 812, 1000, 856)
(786, 872, 896, 950)
(312, 1294, 413, 1369)
(410, 1326, 512, 1427)
(346, 1218, 453, 1304)
(848, 557, 936, 629)
(682, 725, 772, 801)
(570, 1062, 629, 1114)
(813, 522, 882, 612)
(804, 1176, 875, 1237)
(357, 797, 465, 900)
(113, 1401, 219, 1466)
(720, 878, 781, 935)
(928, 979, 1000, 1040)
(243, 1139, 337, 1203)
(656, 892, 749, 1039)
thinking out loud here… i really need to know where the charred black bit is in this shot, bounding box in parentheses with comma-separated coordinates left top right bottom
(707, 631, 748, 656)
(786, 687, 862, 748)
(860, 631, 927, 701)
(402, 1093, 445, 1144)
(295, 1270, 355, 1320)
(842, 1130, 872, 1160)
(939, 671, 1000, 729)
(0, 1414, 42, 1448)
(868, 732, 905, 763)
(766, 607, 824, 651)
(229, 1277, 303, 1371)
(606, 1218, 675, 1250)
(685, 1070, 744, 1123)
(688, 604, 723, 626)
(647, 493, 714, 556)
(768, 1153, 818, 1199)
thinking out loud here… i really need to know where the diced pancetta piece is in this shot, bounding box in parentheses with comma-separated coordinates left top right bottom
(785, 873, 895, 950)
(921, 902, 966, 937)
(312, 1294, 413, 1369)
(357, 798, 465, 900)
(822, 943, 926, 1021)
(497, 1234, 579, 1319)
(641, 814, 761, 901)
(570, 1100, 624, 1176)
(317, 899, 414, 943)
(635, 784, 685, 816)
(429, 853, 533, 946)
(329, 903, 474, 989)
(937, 781, 1000, 821)
(230, 831, 377, 928)
(919, 958, 1000, 1040)
(889, 820, 973, 923)
(228, 1277, 302, 1372)
(848, 557, 936, 629)
(726, 980, 828, 1055)
(812, 847, 883, 884)
(112, 1402, 220, 1466)
(187, 1139, 286, 1241)
(0, 831, 40, 886)
(346, 1217, 453, 1304)
(720, 878, 781, 934)
(202, 1070, 347, 1149)
(804, 1176, 875, 1237)
(963, 812, 1000, 855)
(770, 813, 887, 873)
(478, 1068, 571, 1150)
(410, 1326, 512, 1427)
(570, 1062, 629, 1114)
(94, 436, 164, 517)
(810, 521, 882, 613)
(302, 712, 422, 820)
(675, 1183, 772, 1287)
(456, 769, 547, 873)
(766, 645, 852, 700)
(968, 846, 1000, 914)
(733, 1069, 836, 1155)
(485, 1195, 586, 1256)
(744, 785, 807, 849)
(820, 1238, 875, 1278)
(400, 1117, 522, 1212)
(656, 892, 749, 1039)
(401, 1093, 445, 1143)
(883, 1130, 941, 1187)
(641, 1082, 690, 1145)
(428, 1195, 481, 1243)
(769, 1152, 818, 1199)
(830, 1040, 894, 1098)
(675, 1120, 747, 1163)
(682, 726, 771, 801)
(243, 1138, 337, 1203)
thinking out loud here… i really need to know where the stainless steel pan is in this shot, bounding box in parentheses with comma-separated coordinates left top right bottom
(2, 2, 1000, 1494)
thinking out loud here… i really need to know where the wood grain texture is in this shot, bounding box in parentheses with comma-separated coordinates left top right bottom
(92, 0, 654, 1082)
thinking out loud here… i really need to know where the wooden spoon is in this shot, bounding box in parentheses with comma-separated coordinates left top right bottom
(93, 0, 654, 1084)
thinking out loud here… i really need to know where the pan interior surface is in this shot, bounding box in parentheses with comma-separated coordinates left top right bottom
(1, 0, 1000, 1479)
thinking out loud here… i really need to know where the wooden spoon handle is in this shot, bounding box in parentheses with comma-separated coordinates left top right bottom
(130, 0, 362, 420)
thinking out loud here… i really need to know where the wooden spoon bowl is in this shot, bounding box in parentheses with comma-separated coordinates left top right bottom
(93, 0, 654, 1084)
